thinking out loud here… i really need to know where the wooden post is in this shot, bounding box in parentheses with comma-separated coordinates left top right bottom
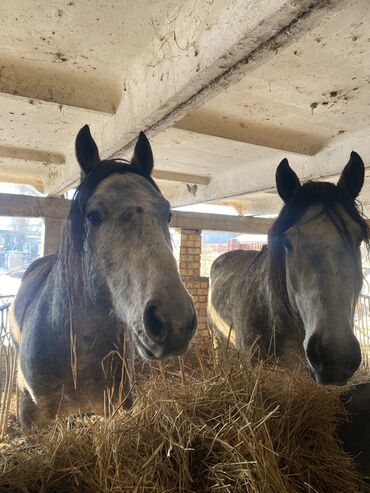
(43, 217, 66, 256)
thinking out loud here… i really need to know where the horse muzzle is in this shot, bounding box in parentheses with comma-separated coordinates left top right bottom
(306, 332, 362, 385)
(135, 299, 197, 360)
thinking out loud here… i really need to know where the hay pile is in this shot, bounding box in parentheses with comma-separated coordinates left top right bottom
(0, 350, 363, 492)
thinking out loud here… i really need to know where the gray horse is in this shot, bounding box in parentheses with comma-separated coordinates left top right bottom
(208, 152, 368, 385)
(10, 125, 197, 428)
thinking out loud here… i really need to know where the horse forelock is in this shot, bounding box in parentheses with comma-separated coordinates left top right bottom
(267, 180, 369, 318)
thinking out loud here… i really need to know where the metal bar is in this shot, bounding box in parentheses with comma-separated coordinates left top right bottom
(355, 294, 370, 370)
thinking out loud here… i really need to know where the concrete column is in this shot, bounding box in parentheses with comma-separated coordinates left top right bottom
(43, 217, 66, 256)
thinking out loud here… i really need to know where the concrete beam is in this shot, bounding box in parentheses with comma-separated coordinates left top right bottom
(0, 147, 65, 192)
(153, 170, 210, 185)
(0, 67, 118, 115)
(0, 145, 65, 166)
(0, 193, 70, 218)
(164, 126, 370, 207)
(0, 91, 115, 117)
(47, 0, 331, 195)
(216, 194, 283, 216)
(171, 211, 272, 234)
(0, 167, 44, 193)
(175, 110, 325, 157)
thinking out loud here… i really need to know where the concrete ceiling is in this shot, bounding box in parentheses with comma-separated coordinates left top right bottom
(1, 0, 370, 216)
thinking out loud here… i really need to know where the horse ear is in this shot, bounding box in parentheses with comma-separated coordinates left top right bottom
(337, 151, 365, 199)
(131, 132, 153, 175)
(75, 125, 100, 174)
(276, 158, 301, 203)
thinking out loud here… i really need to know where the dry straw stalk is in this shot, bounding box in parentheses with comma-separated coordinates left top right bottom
(0, 348, 364, 492)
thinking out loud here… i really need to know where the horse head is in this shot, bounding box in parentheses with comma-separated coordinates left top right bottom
(271, 152, 367, 384)
(69, 125, 197, 360)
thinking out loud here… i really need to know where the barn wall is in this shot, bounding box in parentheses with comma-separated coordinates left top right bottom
(179, 229, 210, 348)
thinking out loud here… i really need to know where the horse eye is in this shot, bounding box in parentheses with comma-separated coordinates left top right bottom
(284, 237, 293, 251)
(87, 211, 103, 226)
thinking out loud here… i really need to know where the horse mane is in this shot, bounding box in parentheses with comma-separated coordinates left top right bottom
(58, 159, 161, 303)
(267, 180, 370, 319)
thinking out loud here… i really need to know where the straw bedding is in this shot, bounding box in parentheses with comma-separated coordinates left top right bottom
(0, 349, 364, 493)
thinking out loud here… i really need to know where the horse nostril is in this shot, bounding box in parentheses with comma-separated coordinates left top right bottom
(144, 304, 167, 342)
(306, 333, 324, 373)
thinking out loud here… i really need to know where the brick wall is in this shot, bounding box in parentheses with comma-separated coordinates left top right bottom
(178, 229, 210, 347)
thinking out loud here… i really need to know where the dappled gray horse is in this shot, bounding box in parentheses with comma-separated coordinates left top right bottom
(208, 152, 368, 385)
(10, 125, 196, 428)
